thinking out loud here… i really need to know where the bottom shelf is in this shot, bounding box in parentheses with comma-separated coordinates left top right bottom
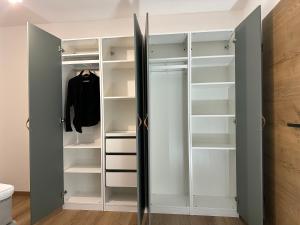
(64, 193, 102, 210)
(150, 194, 189, 215)
(191, 195, 237, 217)
(105, 187, 137, 212)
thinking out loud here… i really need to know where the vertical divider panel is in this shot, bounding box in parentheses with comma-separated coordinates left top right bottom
(99, 37, 105, 210)
(187, 32, 193, 211)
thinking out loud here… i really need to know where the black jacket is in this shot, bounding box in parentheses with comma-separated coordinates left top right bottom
(65, 72, 100, 133)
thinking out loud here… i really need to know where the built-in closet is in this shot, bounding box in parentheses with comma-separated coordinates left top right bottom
(28, 7, 263, 225)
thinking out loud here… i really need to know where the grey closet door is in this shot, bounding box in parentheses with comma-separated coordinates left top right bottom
(134, 14, 146, 225)
(28, 23, 63, 224)
(143, 13, 150, 225)
(235, 6, 263, 225)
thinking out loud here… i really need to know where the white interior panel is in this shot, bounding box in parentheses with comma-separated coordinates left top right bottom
(149, 71, 189, 197)
(102, 37, 134, 61)
(64, 148, 101, 170)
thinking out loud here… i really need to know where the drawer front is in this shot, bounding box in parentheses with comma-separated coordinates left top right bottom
(106, 155, 136, 170)
(106, 138, 136, 153)
(106, 172, 137, 187)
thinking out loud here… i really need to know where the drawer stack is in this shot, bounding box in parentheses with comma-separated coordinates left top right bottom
(104, 135, 137, 211)
(105, 138, 137, 187)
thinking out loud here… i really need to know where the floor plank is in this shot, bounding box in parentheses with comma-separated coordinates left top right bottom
(12, 194, 245, 225)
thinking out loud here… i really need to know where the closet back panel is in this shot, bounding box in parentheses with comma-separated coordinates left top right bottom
(102, 37, 134, 61)
(104, 100, 136, 132)
(149, 71, 189, 195)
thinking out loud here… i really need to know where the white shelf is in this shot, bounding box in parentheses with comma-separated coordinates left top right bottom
(64, 142, 101, 149)
(150, 64, 188, 72)
(66, 195, 102, 204)
(106, 192, 137, 207)
(103, 59, 134, 64)
(191, 195, 237, 217)
(192, 134, 235, 150)
(64, 166, 101, 174)
(106, 131, 136, 137)
(62, 52, 99, 57)
(62, 60, 99, 65)
(149, 57, 188, 63)
(104, 96, 135, 100)
(192, 55, 235, 68)
(150, 194, 190, 215)
(192, 114, 235, 118)
(192, 82, 235, 87)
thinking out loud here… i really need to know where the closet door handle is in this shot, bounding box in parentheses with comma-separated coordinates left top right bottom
(138, 116, 142, 128)
(26, 118, 30, 130)
(144, 115, 148, 129)
(287, 123, 300, 128)
(262, 116, 266, 128)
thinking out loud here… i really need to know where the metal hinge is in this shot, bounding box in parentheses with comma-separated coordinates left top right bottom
(61, 190, 67, 199)
(232, 38, 237, 44)
(235, 196, 239, 204)
(58, 46, 64, 53)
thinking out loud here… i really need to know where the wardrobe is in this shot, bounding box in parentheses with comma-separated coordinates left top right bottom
(27, 6, 263, 225)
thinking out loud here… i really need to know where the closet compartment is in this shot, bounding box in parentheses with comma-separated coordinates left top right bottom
(191, 83, 235, 117)
(64, 148, 101, 173)
(102, 37, 134, 62)
(149, 33, 188, 60)
(64, 173, 102, 210)
(104, 99, 136, 134)
(105, 187, 137, 211)
(103, 61, 135, 98)
(191, 150, 237, 216)
(191, 31, 234, 57)
(149, 59, 189, 214)
(192, 117, 236, 150)
(192, 65, 235, 84)
(62, 39, 100, 64)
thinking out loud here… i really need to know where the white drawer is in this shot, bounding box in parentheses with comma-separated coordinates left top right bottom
(106, 138, 136, 153)
(106, 172, 137, 187)
(106, 155, 136, 170)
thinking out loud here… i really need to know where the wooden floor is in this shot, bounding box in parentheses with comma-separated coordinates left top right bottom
(12, 194, 245, 225)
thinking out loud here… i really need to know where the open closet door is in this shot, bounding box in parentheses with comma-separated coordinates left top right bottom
(28, 23, 64, 224)
(235, 6, 263, 225)
(143, 13, 150, 225)
(134, 14, 146, 225)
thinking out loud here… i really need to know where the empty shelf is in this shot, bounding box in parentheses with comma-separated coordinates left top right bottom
(64, 166, 101, 174)
(193, 195, 236, 210)
(106, 192, 137, 206)
(192, 55, 234, 68)
(192, 82, 235, 87)
(149, 57, 188, 63)
(62, 60, 99, 65)
(104, 96, 135, 100)
(64, 142, 101, 149)
(151, 194, 189, 207)
(192, 100, 235, 116)
(192, 114, 235, 118)
(192, 134, 235, 150)
(62, 52, 99, 57)
(106, 131, 136, 137)
(103, 59, 134, 64)
(65, 193, 102, 205)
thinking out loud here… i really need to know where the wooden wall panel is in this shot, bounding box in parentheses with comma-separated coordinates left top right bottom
(263, 1, 300, 225)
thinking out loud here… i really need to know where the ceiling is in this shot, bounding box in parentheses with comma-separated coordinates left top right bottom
(0, 0, 241, 27)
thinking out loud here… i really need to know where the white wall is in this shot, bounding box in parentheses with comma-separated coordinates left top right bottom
(0, 0, 280, 191)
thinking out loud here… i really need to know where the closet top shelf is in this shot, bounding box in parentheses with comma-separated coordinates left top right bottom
(102, 59, 134, 64)
(64, 142, 101, 149)
(62, 52, 99, 57)
(149, 57, 188, 64)
(192, 55, 235, 68)
(192, 82, 235, 87)
(64, 166, 102, 174)
(62, 60, 100, 65)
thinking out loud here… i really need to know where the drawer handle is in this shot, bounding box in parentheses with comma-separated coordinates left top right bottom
(287, 123, 300, 128)
(138, 116, 142, 127)
(144, 115, 148, 129)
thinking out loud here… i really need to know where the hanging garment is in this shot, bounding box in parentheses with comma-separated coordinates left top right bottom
(65, 71, 100, 133)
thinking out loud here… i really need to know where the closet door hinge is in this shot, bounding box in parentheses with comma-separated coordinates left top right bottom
(58, 46, 64, 54)
(61, 190, 67, 199)
(235, 196, 239, 205)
